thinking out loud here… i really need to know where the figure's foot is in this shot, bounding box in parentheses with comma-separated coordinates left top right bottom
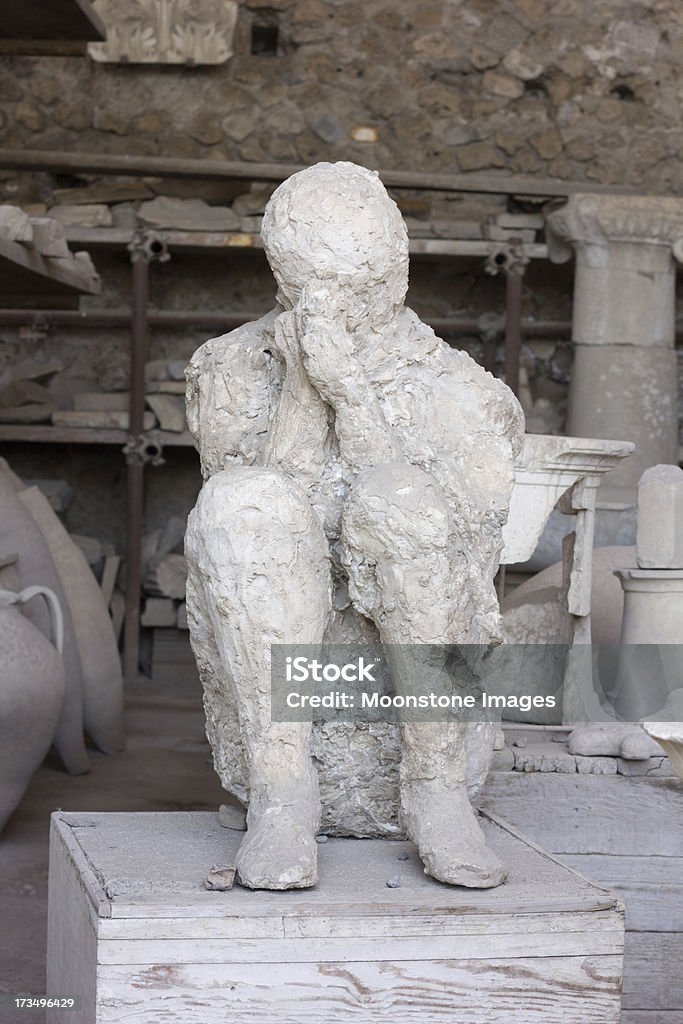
(236, 779, 320, 890)
(400, 779, 506, 889)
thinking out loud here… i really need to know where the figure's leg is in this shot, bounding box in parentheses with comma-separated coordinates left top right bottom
(342, 462, 505, 888)
(186, 466, 332, 889)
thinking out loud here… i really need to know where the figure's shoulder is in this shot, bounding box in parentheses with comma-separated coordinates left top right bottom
(186, 310, 283, 476)
(398, 307, 525, 454)
(188, 308, 279, 379)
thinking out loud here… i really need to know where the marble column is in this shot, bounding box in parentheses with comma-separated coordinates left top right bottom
(612, 464, 683, 724)
(546, 194, 683, 502)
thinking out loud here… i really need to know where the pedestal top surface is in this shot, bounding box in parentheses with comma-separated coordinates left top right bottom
(54, 810, 618, 920)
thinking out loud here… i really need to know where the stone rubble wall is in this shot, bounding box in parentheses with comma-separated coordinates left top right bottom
(1, 0, 682, 186)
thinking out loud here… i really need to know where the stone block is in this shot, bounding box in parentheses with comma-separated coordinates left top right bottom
(433, 219, 483, 239)
(146, 393, 186, 432)
(12, 358, 63, 382)
(0, 204, 34, 243)
(0, 403, 53, 423)
(145, 359, 187, 383)
(0, 380, 53, 408)
(52, 410, 156, 430)
(484, 225, 536, 242)
(144, 553, 187, 599)
(146, 381, 186, 394)
(636, 464, 683, 569)
(23, 479, 73, 513)
(52, 183, 153, 205)
(231, 187, 274, 217)
(47, 205, 113, 228)
(29, 218, 71, 258)
(73, 392, 130, 412)
(482, 71, 525, 98)
(138, 196, 239, 232)
(157, 516, 186, 556)
(141, 597, 177, 628)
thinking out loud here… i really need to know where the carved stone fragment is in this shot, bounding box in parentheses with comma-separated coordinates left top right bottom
(89, 0, 238, 65)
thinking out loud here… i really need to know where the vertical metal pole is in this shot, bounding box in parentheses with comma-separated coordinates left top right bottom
(123, 240, 150, 686)
(483, 333, 498, 376)
(504, 241, 524, 398)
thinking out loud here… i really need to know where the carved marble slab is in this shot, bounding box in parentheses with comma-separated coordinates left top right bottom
(89, 0, 238, 65)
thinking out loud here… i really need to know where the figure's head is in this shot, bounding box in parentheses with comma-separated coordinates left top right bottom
(261, 161, 409, 330)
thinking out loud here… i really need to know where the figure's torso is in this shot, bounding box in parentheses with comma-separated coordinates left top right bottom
(186, 306, 524, 549)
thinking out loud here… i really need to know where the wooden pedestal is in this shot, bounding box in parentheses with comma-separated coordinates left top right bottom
(46, 810, 624, 1024)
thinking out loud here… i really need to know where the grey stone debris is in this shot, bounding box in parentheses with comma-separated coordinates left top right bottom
(74, 392, 131, 412)
(138, 196, 239, 232)
(47, 204, 113, 228)
(0, 205, 34, 243)
(144, 553, 187, 600)
(146, 394, 186, 433)
(52, 410, 156, 431)
(141, 597, 176, 628)
(204, 864, 236, 891)
(217, 803, 247, 831)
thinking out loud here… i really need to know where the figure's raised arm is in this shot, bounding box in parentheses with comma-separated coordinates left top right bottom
(294, 280, 402, 478)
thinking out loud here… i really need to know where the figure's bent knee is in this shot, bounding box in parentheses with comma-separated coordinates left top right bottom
(343, 462, 449, 562)
(187, 465, 326, 571)
(198, 465, 310, 517)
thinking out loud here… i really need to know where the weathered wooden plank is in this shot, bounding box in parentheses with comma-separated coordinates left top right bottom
(46, 820, 99, 1023)
(100, 556, 120, 607)
(105, 891, 619, 920)
(562, 854, 683, 932)
(97, 921, 623, 966)
(98, 909, 622, 942)
(97, 956, 623, 1024)
(622, 933, 683, 1011)
(484, 773, 683, 857)
(622, 1013, 683, 1023)
(66, 811, 619, 922)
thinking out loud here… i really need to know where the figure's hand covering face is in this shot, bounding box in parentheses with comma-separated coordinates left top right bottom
(261, 162, 410, 332)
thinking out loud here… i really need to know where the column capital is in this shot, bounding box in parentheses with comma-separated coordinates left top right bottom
(546, 193, 683, 263)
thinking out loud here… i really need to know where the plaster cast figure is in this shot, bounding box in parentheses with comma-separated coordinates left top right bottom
(185, 162, 524, 890)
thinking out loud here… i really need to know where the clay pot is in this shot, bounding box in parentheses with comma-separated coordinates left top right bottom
(0, 465, 89, 775)
(0, 587, 66, 834)
(19, 487, 124, 755)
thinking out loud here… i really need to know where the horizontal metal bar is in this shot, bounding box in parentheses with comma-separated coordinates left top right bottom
(0, 148, 647, 198)
(0, 307, 575, 337)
